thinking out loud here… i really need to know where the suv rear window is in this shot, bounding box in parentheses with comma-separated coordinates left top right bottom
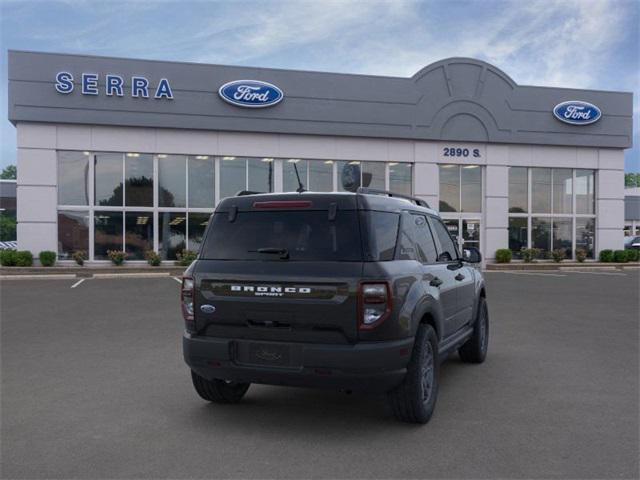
(201, 211, 363, 261)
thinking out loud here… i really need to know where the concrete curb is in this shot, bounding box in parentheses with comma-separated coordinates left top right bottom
(0, 266, 186, 278)
(486, 262, 638, 271)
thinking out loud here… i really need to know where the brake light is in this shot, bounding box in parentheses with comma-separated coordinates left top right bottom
(253, 200, 312, 209)
(358, 282, 392, 330)
(181, 276, 195, 331)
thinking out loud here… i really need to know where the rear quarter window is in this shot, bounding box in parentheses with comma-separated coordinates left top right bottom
(361, 211, 400, 261)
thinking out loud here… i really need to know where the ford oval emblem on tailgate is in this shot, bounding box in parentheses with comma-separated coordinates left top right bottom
(200, 304, 216, 314)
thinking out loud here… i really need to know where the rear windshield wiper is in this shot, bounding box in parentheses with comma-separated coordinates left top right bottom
(250, 247, 290, 260)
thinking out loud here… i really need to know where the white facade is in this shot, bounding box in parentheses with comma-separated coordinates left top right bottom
(16, 122, 625, 262)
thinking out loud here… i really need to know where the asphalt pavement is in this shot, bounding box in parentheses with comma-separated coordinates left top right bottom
(1, 270, 638, 479)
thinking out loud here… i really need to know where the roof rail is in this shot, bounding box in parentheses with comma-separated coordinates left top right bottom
(235, 190, 265, 196)
(356, 187, 430, 209)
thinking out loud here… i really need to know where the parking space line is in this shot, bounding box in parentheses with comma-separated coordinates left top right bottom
(567, 270, 627, 276)
(491, 271, 567, 277)
(172, 276, 182, 284)
(70, 278, 86, 288)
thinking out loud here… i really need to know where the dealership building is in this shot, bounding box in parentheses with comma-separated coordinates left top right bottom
(7, 50, 633, 262)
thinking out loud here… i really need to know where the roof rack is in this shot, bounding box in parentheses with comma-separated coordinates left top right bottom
(235, 190, 265, 196)
(356, 187, 430, 209)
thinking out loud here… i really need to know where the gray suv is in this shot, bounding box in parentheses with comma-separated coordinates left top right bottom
(182, 189, 488, 424)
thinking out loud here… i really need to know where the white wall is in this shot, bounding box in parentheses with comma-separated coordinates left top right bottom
(15, 122, 627, 260)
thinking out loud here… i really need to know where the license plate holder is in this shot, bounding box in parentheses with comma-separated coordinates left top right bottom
(241, 342, 291, 367)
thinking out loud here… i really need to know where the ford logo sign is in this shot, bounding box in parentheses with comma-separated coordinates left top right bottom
(218, 80, 283, 108)
(553, 101, 601, 125)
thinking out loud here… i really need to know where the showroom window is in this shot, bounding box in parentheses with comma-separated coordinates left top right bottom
(337, 161, 390, 192)
(438, 165, 482, 213)
(508, 168, 596, 259)
(56, 152, 413, 261)
(283, 159, 334, 192)
(220, 157, 274, 199)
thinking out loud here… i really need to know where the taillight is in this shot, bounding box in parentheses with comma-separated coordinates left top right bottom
(181, 276, 195, 331)
(358, 282, 392, 330)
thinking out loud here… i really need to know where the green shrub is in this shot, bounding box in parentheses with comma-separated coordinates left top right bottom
(15, 250, 33, 267)
(551, 249, 565, 263)
(613, 250, 628, 263)
(495, 249, 512, 263)
(176, 249, 197, 266)
(599, 249, 614, 262)
(72, 250, 87, 266)
(575, 249, 588, 263)
(39, 250, 57, 267)
(107, 250, 127, 266)
(0, 249, 17, 266)
(145, 250, 161, 266)
(626, 249, 639, 262)
(521, 248, 542, 263)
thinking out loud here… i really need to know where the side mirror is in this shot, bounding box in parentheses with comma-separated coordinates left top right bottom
(463, 247, 482, 263)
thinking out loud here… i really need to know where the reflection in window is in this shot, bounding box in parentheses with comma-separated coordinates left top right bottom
(309, 160, 333, 192)
(389, 163, 412, 195)
(188, 212, 210, 252)
(575, 170, 595, 214)
(125, 153, 153, 207)
(95, 153, 123, 206)
(461, 165, 482, 212)
(362, 162, 385, 190)
(283, 159, 307, 192)
(219, 157, 245, 199)
(188, 156, 215, 208)
(531, 217, 551, 256)
(125, 212, 153, 260)
(58, 151, 90, 205)
(531, 168, 551, 213)
(94, 211, 123, 259)
(158, 155, 186, 207)
(576, 218, 595, 258)
(159, 212, 186, 260)
(552, 169, 572, 214)
(248, 158, 273, 193)
(439, 165, 460, 212)
(552, 217, 572, 257)
(508, 167, 528, 213)
(338, 161, 361, 192)
(508, 217, 527, 258)
(58, 211, 89, 259)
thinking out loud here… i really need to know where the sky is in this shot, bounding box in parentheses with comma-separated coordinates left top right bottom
(0, 0, 638, 171)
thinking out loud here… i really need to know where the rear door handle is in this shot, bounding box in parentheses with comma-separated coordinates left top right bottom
(429, 277, 443, 287)
(455, 273, 465, 281)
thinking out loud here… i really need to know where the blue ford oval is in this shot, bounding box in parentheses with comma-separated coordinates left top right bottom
(553, 101, 601, 125)
(218, 80, 284, 108)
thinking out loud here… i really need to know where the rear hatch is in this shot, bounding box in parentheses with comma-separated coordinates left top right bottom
(193, 194, 364, 344)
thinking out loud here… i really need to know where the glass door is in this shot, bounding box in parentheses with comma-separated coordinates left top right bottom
(441, 217, 481, 255)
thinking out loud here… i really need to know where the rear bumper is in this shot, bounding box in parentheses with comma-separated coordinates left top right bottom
(183, 334, 414, 393)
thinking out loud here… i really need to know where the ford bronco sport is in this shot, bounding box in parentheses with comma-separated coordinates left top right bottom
(182, 188, 488, 423)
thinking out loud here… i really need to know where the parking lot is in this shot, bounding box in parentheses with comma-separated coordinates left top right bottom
(1, 270, 638, 479)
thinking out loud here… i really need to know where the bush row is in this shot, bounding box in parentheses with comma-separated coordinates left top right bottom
(599, 249, 639, 263)
(0, 248, 199, 267)
(495, 248, 640, 263)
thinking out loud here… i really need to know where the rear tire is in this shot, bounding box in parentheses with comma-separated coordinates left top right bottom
(191, 371, 250, 404)
(458, 297, 489, 364)
(387, 324, 439, 424)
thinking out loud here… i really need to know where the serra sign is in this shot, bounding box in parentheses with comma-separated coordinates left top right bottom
(55, 72, 174, 99)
